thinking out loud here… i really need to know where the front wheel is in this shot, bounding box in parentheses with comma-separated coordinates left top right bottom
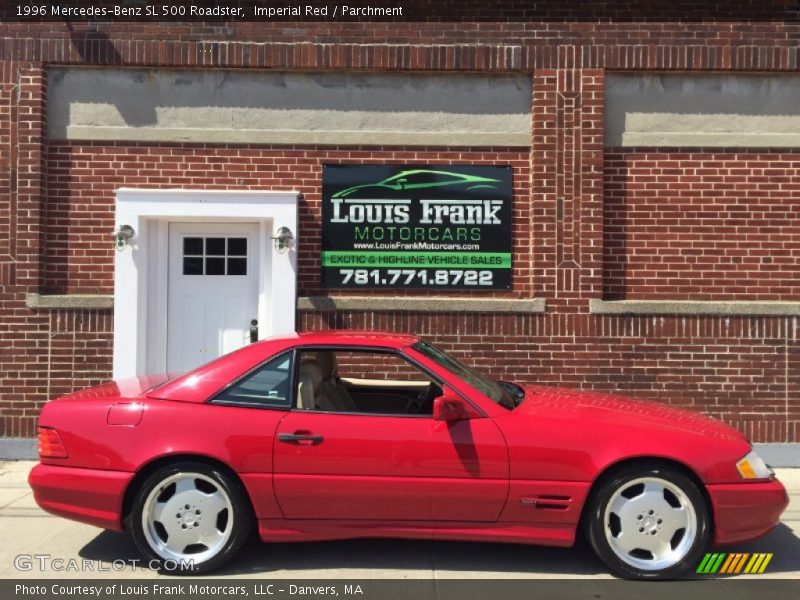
(587, 465, 710, 579)
(129, 461, 252, 574)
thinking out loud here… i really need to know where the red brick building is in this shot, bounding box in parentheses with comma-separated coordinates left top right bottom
(1, 3, 798, 445)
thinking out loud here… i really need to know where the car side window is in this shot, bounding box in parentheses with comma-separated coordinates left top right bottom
(295, 349, 442, 416)
(212, 352, 293, 408)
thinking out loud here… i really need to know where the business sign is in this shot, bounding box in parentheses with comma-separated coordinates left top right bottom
(321, 165, 512, 290)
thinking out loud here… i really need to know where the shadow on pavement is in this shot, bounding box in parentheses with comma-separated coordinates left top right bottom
(80, 532, 604, 576)
(705, 523, 800, 576)
(78, 522, 798, 577)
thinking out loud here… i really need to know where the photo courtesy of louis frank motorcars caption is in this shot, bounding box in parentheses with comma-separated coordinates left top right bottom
(29, 331, 788, 579)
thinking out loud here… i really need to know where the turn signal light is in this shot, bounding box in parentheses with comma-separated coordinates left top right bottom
(37, 427, 67, 459)
(736, 449, 772, 480)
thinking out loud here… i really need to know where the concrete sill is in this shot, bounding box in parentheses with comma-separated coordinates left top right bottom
(24, 294, 547, 314)
(590, 299, 800, 317)
(298, 296, 546, 314)
(25, 293, 114, 310)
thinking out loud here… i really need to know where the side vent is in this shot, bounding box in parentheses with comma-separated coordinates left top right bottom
(519, 494, 572, 510)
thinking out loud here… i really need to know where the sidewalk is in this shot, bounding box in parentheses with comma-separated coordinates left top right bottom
(0, 461, 798, 579)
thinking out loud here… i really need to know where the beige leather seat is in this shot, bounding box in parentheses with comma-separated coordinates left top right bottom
(297, 360, 339, 412)
(316, 352, 359, 412)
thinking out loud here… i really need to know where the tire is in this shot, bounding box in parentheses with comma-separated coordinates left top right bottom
(129, 461, 253, 574)
(586, 464, 710, 579)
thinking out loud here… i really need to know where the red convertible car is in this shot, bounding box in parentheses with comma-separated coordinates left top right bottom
(30, 331, 788, 578)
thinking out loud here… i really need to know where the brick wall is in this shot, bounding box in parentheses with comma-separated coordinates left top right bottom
(0, 60, 46, 437)
(604, 150, 800, 300)
(0, 62, 16, 287)
(6, 21, 800, 72)
(44, 142, 532, 297)
(300, 312, 798, 444)
(5, 96, 798, 443)
(301, 350, 425, 382)
(1, 17, 800, 441)
(531, 69, 604, 310)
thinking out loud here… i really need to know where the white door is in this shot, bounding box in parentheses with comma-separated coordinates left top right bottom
(167, 222, 260, 373)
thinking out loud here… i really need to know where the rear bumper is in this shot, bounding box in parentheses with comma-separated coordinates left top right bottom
(707, 478, 789, 545)
(28, 463, 134, 532)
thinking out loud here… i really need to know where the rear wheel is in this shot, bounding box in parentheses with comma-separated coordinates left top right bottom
(129, 461, 252, 574)
(587, 465, 710, 579)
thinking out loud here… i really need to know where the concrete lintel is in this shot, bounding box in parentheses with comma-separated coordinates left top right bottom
(63, 126, 532, 148)
(26, 293, 114, 310)
(298, 296, 546, 314)
(590, 299, 800, 317)
(606, 73, 800, 149)
(49, 68, 533, 147)
(621, 131, 800, 148)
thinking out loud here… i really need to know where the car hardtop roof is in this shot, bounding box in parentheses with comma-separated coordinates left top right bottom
(294, 329, 420, 348)
(146, 330, 424, 403)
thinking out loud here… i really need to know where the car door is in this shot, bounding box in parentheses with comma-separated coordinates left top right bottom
(273, 411, 508, 522)
(272, 350, 509, 522)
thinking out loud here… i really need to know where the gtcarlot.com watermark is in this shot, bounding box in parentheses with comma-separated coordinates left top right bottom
(14, 553, 195, 573)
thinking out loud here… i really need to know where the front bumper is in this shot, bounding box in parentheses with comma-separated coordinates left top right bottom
(29, 463, 134, 531)
(707, 477, 789, 545)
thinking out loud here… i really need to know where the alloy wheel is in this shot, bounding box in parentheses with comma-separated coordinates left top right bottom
(603, 476, 698, 571)
(141, 472, 234, 564)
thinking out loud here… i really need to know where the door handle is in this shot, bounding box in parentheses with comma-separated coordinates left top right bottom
(278, 432, 324, 446)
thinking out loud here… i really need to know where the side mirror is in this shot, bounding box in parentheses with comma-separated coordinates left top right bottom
(433, 391, 476, 422)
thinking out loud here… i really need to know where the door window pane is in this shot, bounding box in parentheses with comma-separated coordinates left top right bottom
(227, 258, 247, 275)
(205, 237, 226, 256)
(181, 235, 248, 276)
(182, 257, 204, 275)
(213, 352, 293, 408)
(183, 237, 203, 255)
(296, 349, 440, 415)
(205, 257, 225, 275)
(228, 238, 247, 256)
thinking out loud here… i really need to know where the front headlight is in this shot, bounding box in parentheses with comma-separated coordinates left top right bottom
(736, 449, 774, 480)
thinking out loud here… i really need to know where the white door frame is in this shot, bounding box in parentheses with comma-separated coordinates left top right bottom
(113, 188, 299, 379)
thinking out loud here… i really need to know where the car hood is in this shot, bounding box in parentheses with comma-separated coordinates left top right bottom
(515, 385, 747, 442)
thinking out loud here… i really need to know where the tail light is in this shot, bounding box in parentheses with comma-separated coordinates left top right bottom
(37, 427, 67, 459)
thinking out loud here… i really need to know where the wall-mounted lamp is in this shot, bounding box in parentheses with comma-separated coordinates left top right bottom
(113, 224, 136, 251)
(271, 226, 294, 254)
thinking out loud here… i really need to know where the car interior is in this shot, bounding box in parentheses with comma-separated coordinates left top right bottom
(296, 350, 443, 415)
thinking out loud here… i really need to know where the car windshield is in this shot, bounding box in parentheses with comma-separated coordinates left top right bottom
(412, 340, 517, 410)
